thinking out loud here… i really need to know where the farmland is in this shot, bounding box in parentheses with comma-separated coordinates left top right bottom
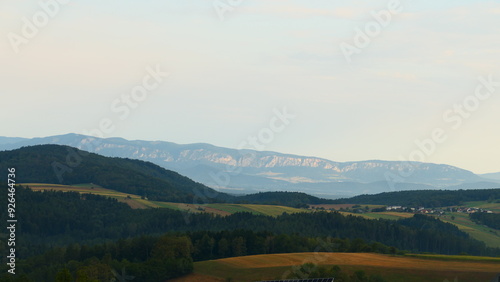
(172, 252, 500, 282)
(309, 204, 385, 210)
(337, 211, 414, 220)
(23, 183, 159, 208)
(343, 210, 500, 248)
(434, 212, 500, 248)
(322, 201, 500, 249)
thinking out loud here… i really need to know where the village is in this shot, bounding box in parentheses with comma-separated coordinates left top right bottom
(384, 205, 494, 215)
(310, 204, 496, 215)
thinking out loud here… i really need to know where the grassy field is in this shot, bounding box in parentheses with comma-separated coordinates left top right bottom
(22, 183, 159, 209)
(405, 253, 500, 262)
(24, 183, 134, 198)
(206, 204, 260, 215)
(156, 203, 307, 217)
(322, 201, 500, 249)
(343, 209, 500, 248)
(238, 204, 307, 216)
(337, 211, 374, 219)
(362, 212, 413, 220)
(171, 252, 500, 282)
(310, 204, 385, 210)
(433, 212, 500, 248)
(336, 211, 414, 221)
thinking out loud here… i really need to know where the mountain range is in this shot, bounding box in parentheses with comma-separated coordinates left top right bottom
(0, 134, 498, 198)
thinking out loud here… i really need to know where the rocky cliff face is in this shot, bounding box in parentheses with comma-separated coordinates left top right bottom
(69, 138, 467, 174)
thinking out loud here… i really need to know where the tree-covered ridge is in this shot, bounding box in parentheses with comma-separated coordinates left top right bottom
(0, 144, 233, 202)
(236, 191, 335, 207)
(0, 145, 341, 206)
(332, 189, 500, 207)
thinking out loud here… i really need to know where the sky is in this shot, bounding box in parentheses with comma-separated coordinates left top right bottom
(1, 0, 500, 174)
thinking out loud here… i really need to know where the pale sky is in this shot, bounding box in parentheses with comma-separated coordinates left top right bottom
(1, 0, 500, 174)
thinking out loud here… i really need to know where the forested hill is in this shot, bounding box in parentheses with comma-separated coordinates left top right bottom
(0, 145, 340, 206)
(332, 189, 500, 207)
(237, 191, 335, 207)
(0, 145, 234, 203)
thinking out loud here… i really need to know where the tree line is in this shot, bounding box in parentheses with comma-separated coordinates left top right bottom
(470, 212, 500, 230)
(332, 189, 500, 207)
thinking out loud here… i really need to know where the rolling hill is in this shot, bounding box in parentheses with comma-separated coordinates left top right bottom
(183, 252, 500, 282)
(0, 144, 233, 203)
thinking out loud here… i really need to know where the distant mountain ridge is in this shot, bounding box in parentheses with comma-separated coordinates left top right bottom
(0, 133, 496, 197)
(481, 172, 500, 181)
(0, 145, 342, 206)
(0, 136, 28, 145)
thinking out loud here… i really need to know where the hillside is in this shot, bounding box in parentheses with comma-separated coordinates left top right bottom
(0, 145, 233, 203)
(0, 134, 493, 197)
(23, 183, 309, 216)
